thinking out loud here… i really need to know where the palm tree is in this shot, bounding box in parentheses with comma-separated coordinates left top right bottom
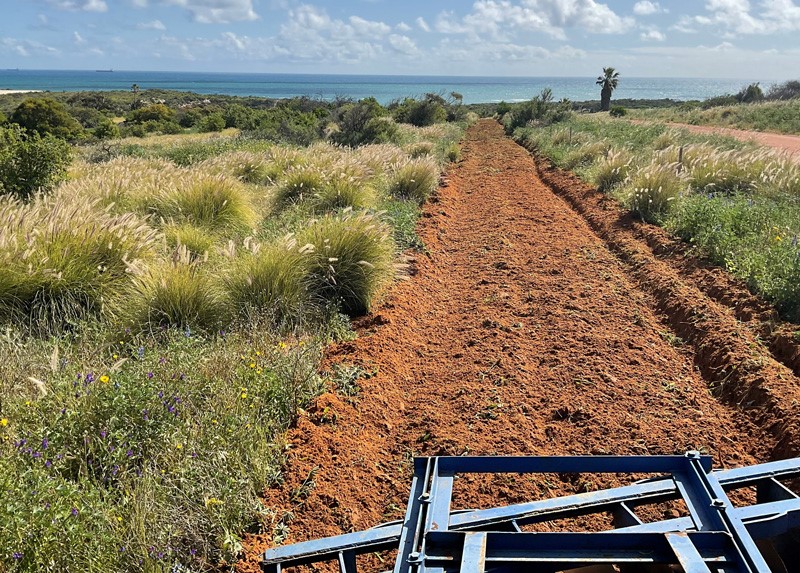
(596, 67, 620, 112)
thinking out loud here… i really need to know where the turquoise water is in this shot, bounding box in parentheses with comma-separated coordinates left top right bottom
(0, 69, 760, 105)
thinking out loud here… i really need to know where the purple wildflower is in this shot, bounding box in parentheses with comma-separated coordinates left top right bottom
(147, 371, 154, 379)
(12, 552, 23, 560)
(41, 438, 48, 450)
(71, 507, 78, 517)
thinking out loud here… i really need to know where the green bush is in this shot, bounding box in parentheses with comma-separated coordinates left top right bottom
(10, 98, 84, 140)
(298, 211, 395, 315)
(393, 95, 447, 127)
(503, 89, 572, 133)
(127, 103, 176, 125)
(199, 112, 226, 133)
(0, 125, 72, 200)
(389, 158, 439, 204)
(92, 119, 120, 140)
(609, 106, 627, 117)
(330, 98, 398, 147)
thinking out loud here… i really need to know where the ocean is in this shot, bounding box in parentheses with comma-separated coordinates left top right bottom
(0, 69, 764, 105)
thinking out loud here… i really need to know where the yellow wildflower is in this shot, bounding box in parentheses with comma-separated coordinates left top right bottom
(241, 392, 248, 399)
(175, 443, 182, 450)
(99, 375, 110, 384)
(0, 418, 8, 427)
(205, 497, 224, 508)
(112, 354, 118, 360)
(249, 362, 256, 369)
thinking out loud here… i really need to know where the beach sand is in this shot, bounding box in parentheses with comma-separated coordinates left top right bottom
(0, 89, 42, 95)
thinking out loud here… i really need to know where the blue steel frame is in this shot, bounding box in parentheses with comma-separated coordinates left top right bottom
(262, 453, 800, 573)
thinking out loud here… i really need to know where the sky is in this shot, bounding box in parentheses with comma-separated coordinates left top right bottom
(1, 0, 799, 78)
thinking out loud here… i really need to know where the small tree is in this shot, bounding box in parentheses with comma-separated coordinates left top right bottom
(596, 67, 620, 112)
(0, 125, 72, 200)
(11, 98, 84, 140)
(736, 82, 764, 104)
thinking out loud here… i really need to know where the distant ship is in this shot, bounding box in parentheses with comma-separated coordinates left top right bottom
(96, 69, 113, 73)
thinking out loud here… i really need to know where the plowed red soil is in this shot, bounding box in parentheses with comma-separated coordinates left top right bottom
(238, 119, 800, 572)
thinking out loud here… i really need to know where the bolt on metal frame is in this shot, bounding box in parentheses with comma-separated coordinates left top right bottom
(263, 453, 800, 573)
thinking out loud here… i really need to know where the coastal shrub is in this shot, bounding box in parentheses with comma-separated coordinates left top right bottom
(330, 98, 398, 147)
(127, 103, 176, 125)
(298, 211, 395, 315)
(392, 94, 447, 127)
(10, 98, 84, 140)
(275, 166, 325, 205)
(92, 119, 120, 140)
(0, 195, 160, 333)
(0, 125, 72, 200)
(115, 251, 230, 333)
(503, 89, 572, 133)
(609, 106, 627, 117)
(735, 83, 765, 104)
(152, 174, 257, 232)
(226, 239, 312, 327)
(591, 149, 632, 192)
(389, 158, 439, 204)
(623, 163, 686, 224)
(199, 112, 226, 133)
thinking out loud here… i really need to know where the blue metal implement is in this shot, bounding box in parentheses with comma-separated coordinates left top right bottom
(262, 453, 800, 573)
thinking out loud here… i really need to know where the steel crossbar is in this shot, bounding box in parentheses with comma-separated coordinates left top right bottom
(262, 454, 800, 573)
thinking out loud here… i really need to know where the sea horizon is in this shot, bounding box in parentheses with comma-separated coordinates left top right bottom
(0, 68, 777, 105)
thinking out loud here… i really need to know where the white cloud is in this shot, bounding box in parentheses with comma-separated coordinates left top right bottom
(1, 38, 61, 58)
(46, 0, 108, 12)
(640, 28, 665, 41)
(416, 16, 431, 32)
(137, 19, 167, 30)
(73, 31, 86, 45)
(349, 15, 391, 37)
(222, 31, 246, 50)
(682, 0, 800, 35)
(274, 5, 394, 63)
(130, 0, 148, 6)
(164, 0, 259, 23)
(388, 34, 418, 55)
(435, 0, 633, 41)
(633, 1, 664, 16)
(396, 21, 412, 32)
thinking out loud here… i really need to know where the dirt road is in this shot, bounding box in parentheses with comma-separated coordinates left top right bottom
(239, 119, 800, 572)
(667, 122, 800, 157)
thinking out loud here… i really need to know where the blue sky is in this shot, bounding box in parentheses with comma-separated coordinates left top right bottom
(1, 0, 799, 78)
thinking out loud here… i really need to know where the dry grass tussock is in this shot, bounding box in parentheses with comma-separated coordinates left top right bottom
(0, 194, 161, 332)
